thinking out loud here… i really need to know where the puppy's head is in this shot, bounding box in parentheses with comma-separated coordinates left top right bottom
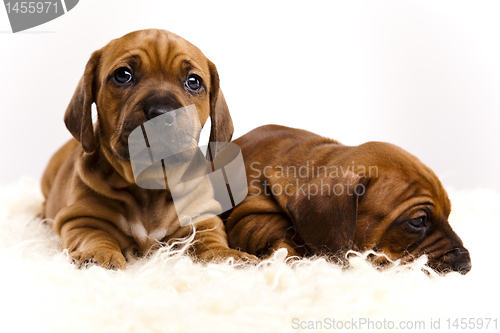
(64, 29, 232, 182)
(286, 142, 471, 274)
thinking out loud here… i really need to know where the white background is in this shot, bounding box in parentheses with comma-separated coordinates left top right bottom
(0, 0, 499, 191)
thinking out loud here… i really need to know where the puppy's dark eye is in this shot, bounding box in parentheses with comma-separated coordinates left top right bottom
(114, 68, 133, 84)
(186, 75, 202, 91)
(407, 216, 427, 229)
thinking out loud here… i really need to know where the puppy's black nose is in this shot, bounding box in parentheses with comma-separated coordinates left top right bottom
(145, 105, 175, 121)
(448, 248, 472, 275)
(455, 262, 472, 275)
(143, 92, 183, 120)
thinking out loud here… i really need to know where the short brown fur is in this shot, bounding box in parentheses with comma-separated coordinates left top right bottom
(226, 125, 471, 274)
(42, 29, 256, 269)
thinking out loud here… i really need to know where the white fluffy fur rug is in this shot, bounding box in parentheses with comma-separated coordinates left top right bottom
(0, 178, 499, 333)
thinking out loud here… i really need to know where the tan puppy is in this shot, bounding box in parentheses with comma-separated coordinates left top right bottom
(41, 29, 256, 269)
(225, 125, 471, 274)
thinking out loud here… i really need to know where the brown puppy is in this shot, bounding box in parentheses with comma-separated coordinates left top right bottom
(225, 125, 471, 274)
(41, 29, 256, 269)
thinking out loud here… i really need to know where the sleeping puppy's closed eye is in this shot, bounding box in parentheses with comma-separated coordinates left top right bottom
(41, 29, 257, 269)
(226, 125, 471, 275)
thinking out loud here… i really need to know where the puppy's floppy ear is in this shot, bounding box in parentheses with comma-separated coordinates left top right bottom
(64, 49, 102, 154)
(207, 60, 234, 153)
(286, 172, 367, 257)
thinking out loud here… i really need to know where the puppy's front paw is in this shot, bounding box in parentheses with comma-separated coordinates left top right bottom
(70, 249, 126, 270)
(199, 248, 260, 265)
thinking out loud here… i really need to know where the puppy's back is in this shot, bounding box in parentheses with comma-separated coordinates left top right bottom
(234, 124, 341, 168)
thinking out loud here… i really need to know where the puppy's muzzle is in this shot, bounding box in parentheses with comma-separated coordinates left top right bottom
(445, 247, 472, 274)
(429, 247, 472, 275)
(143, 93, 184, 120)
(145, 105, 180, 121)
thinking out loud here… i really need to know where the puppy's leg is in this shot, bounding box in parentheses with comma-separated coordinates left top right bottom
(226, 213, 305, 259)
(60, 218, 127, 269)
(191, 216, 259, 263)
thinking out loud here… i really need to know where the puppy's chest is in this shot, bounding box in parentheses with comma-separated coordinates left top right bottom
(125, 191, 179, 251)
